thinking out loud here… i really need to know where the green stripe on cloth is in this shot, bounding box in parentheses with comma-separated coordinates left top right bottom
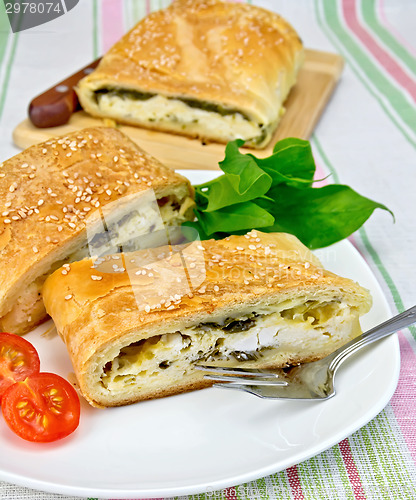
(362, 0, 416, 77)
(92, 0, 99, 58)
(297, 449, 353, 498)
(311, 135, 416, 496)
(358, 227, 416, 341)
(314, 0, 416, 148)
(0, 5, 10, 65)
(312, 136, 416, 342)
(349, 411, 415, 498)
(0, 15, 18, 119)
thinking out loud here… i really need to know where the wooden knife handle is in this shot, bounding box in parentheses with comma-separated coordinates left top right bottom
(28, 58, 101, 128)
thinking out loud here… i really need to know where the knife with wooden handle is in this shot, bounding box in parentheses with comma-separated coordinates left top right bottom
(28, 58, 101, 128)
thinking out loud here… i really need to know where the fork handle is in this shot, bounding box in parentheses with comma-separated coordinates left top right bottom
(329, 305, 416, 372)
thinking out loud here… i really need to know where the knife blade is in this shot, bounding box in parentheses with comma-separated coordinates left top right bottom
(28, 57, 101, 128)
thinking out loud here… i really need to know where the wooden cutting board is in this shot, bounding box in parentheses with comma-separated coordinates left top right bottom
(13, 49, 343, 171)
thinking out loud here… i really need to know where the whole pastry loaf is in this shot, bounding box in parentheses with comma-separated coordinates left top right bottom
(42, 231, 372, 408)
(0, 127, 194, 335)
(76, 0, 304, 148)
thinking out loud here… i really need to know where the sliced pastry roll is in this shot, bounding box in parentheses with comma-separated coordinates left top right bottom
(42, 231, 372, 408)
(0, 127, 194, 335)
(76, 0, 304, 148)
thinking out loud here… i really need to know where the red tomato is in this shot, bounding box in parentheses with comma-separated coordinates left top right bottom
(0, 332, 40, 402)
(2, 372, 80, 443)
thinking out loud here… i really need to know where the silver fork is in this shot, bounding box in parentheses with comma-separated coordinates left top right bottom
(195, 305, 416, 401)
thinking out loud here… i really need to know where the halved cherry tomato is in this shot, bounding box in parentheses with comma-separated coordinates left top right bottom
(0, 332, 40, 402)
(2, 372, 80, 442)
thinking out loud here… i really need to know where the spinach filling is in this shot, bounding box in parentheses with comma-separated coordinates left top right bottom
(94, 87, 254, 121)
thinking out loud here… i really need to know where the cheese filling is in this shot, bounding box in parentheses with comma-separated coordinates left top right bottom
(100, 300, 360, 393)
(94, 90, 277, 146)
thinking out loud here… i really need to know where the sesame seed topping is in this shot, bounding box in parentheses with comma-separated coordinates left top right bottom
(65, 294, 73, 300)
(144, 305, 151, 313)
(62, 270, 68, 275)
(42, 148, 47, 154)
(32, 246, 38, 253)
(248, 245, 256, 250)
(4, 219, 11, 224)
(68, 222, 76, 229)
(91, 275, 103, 281)
(213, 285, 220, 292)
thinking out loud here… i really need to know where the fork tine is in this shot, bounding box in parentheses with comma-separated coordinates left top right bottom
(195, 364, 281, 379)
(203, 373, 289, 386)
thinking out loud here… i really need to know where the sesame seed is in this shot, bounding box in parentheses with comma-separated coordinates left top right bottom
(38, 199, 44, 206)
(305, 262, 310, 269)
(248, 245, 256, 250)
(91, 275, 103, 281)
(144, 305, 151, 313)
(57, 225, 63, 232)
(42, 148, 47, 154)
(62, 270, 68, 275)
(4, 219, 11, 224)
(113, 156, 119, 162)
(11, 216, 19, 221)
(32, 246, 38, 253)
(2, 211, 9, 216)
(65, 294, 73, 300)
(236, 246, 244, 251)
(213, 285, 220, 292)
(4, 202, 11, 207)
(68, 222, 76, 229)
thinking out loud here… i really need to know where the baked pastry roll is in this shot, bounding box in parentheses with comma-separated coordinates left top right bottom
(0, 127, 194, 335)
(42, 231, 371, 408)
(76, 0, 303, 149)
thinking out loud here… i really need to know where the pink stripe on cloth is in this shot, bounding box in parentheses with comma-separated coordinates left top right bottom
(101, 0, 125, 53)
(390, 331, 416, 462)
(342, 0, 416, 102)
(338, 439, 367, 499)
(286, 465, 305, 499)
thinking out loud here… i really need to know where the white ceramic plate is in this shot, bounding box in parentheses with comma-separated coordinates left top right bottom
(0, 171, 399, 499)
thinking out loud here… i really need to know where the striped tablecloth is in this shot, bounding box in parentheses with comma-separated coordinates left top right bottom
(0, 1, 415, 499)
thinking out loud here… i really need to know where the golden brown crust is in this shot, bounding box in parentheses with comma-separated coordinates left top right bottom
(76, 0, 303, 148)
(0, 126, 193, 334)
(43, 231, 372, 407)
